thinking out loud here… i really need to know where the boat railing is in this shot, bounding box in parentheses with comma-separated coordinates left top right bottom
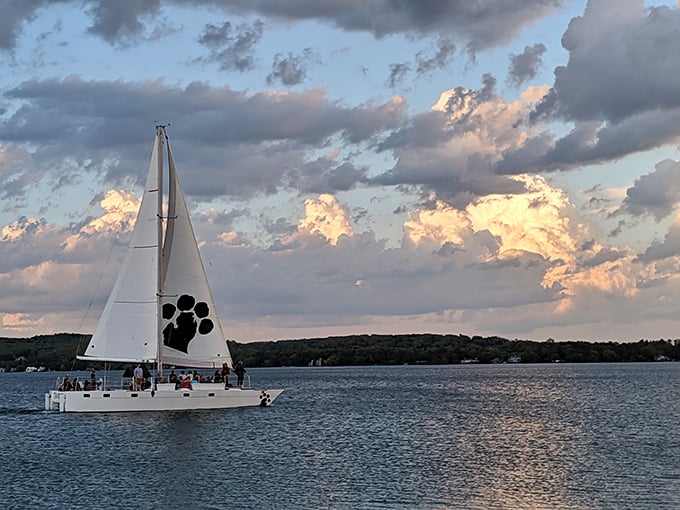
(53, 374, 251, 391)
(54, 376, 105, 391)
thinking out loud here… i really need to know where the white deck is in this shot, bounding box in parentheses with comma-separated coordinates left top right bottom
(45, 386, 283, 413)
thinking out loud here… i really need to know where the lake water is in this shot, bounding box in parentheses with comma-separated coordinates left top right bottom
(0, 363, 678, 509)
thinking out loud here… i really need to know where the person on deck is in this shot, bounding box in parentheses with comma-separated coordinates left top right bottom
(60, 373, 72, 391)
(133, 364, 144, 391)
(181, 371, 193, 389)
(234, 360, 246, 389)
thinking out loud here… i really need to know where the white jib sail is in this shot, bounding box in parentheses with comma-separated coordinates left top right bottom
(159, 142, 233, 369)
(80, 132, 162, 362)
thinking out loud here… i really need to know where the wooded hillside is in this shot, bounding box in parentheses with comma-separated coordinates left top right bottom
(1, 333, 678, 371)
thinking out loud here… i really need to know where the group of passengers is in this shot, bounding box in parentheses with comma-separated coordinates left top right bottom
(60, 362, 243, 392)
(167, 367, 230, 389)
(59, 368, 103, 391)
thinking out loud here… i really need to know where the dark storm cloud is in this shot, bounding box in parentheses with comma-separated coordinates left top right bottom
(0, 0, 567, 51)
(197, 20, 264, 71)
(0, 77, 407, 198)
(266, 49, 314, 86)
(507, 43, 546, 88)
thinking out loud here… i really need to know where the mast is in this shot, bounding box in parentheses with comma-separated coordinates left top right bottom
(155, 125, 166, 376)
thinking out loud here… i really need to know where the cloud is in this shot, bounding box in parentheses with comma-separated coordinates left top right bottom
(415, 36, 456, 76)
(200, 175, 645, 333)
(188, 0, 567, 51)
(0, 180, 673, 342)
(1, 216, 46, 241)
(508, 107, 680, 176)
(387, 36, 456, 88)
(492, 2, 680, 178)
(399, 173, 646, 320)
(387, 63, 410, 88)
(197, 20, 264, 72)
(507, 43, 547, 88)
(0, 77, 407, 200)
(403, 174, 584, 264)
(374, 77, 545, 204)
(533, 1, 680, 123)
(292, 157, 368, 195)
(0, 1, 46, 51)
(85, 0, 162, 45)
(2, 312, 35, 332)
(638, 210, 680, 262)
(266, 48, 314, 86)
(619, 159, 680, 221)
(0, 0, 568, 53)
(61, 189, 139, 254)
(0, 216, 63, 272)
(295, 193, 353, 246)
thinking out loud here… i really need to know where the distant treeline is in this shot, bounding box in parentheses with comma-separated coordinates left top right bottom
(1, 333, 679, 372)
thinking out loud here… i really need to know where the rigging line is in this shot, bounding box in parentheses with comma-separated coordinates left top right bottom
(76, 229, 118, 333)
(70, 234, 119, 372)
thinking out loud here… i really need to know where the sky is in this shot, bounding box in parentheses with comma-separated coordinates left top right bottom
(2, 0, 680, 343)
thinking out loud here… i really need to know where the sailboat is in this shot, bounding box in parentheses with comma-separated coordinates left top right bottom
(45, 125, 283, 412)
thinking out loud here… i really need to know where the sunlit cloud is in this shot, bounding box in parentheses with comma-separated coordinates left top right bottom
(2, 217, 48, 241)
(84, 189, 139, 235)
(467, 174, 578, 262)
(297, 194, 353, 246)
(1, 312, 40, 332)
(63, 189, 139, 252)
(403, 203, 471, 249)
(402, 173, 642, 313)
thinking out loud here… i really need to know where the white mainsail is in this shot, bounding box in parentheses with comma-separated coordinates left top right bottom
(80, 126, 232, 369)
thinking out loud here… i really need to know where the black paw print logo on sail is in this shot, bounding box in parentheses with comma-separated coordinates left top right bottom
(162, 294, 214, 353)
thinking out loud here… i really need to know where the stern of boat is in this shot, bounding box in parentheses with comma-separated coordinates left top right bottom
(45, 390, 65, 412)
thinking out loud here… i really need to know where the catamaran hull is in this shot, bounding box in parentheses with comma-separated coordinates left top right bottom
(45, 386, 283, 413)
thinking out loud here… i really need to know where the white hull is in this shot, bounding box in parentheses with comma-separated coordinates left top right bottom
(45, 383, 282, 413)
